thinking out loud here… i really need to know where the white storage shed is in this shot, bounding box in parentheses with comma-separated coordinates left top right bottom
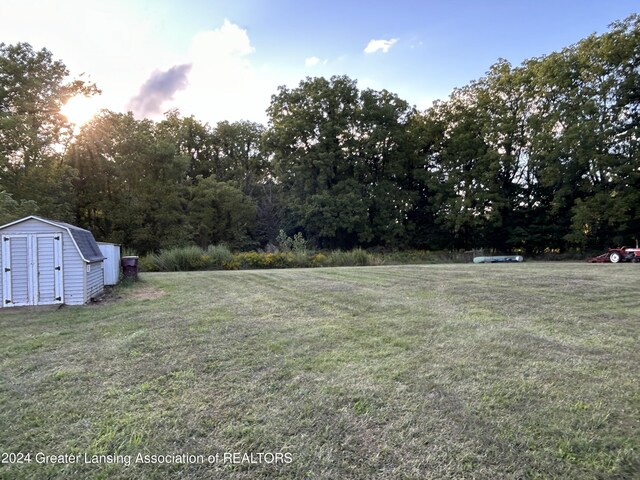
(98, 242, 121, 286)
(0, 216, 105, 307)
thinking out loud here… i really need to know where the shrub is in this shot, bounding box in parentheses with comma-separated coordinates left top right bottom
(276, 230, 292, 252)
(222, 259, 240, 270)
(204, 244, 233, 269)
(310, 252, 329, 267)
(230, 252, 298, 269)
(276, 230, 310, 253)
(141, 246, 382, 271)
(291, 251, 312, 268)
(138, 254, 157, 272)
(326, 248, 372, 267)
(143, 246, 206, 272)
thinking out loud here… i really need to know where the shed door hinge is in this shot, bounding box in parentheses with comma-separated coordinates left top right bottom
(55, 296, 61, 301)
(55, 236, 60, 240)
(5, 299, 11, 304)
(4, 267, 9, 272)
(55, 266, 61, 271)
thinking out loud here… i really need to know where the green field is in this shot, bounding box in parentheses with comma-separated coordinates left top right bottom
(1, 263, 638, 479)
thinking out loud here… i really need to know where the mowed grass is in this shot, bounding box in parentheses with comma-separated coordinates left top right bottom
(0, 263, 638, 479)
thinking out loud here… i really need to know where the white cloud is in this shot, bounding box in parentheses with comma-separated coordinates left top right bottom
(364, 38, 398, 54)
(305, 56, 321, 67)
(169, 19, 279, 125)
(304, 56, 328, 67)
(190, 19, 255, 59)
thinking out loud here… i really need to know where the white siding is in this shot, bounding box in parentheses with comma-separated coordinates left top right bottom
(0, 219, 63, 236)
(86, 261, 104, 301)
(62, 232, 85, 305)
(98, 243, 121, 285)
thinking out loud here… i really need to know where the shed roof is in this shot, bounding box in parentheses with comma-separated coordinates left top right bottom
(0, 216, 105, 262)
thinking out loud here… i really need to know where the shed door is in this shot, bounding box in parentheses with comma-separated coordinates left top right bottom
(35, 235, 63, 305)
(2, 235, 30, 307)
(1, 234, 63, 307)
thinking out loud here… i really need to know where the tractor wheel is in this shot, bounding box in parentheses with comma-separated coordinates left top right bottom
(609, 251, 621, 263)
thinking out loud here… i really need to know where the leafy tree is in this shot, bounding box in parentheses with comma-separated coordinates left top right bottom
(524, 15, 640, 249)
(267, 76, 361, 248)
(410, 15, 640, 252)
(252, 179, 285, 246)
(267, 75, 416, 249)
(0, 42, 97, 219)
(156, 113, 271, 247)
(417, 85, 503, 250)
(212, 120, 268, 195)
(188, 176, 256, 250)
(67, 111, 189, 252)
(6, 17, 640, 254)
(353, 88, 417, 246)
(401, 110, 449, 249)
(156, 110, 216, 182)
(0, 190, 39, 225)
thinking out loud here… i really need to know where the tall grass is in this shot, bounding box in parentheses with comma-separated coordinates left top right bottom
(205, 244, 233, 268)
(326, 248, 372, 266)
(140, 245, 233, 272)
(144, 245, 206, 271)
(142, 246, 508, 272)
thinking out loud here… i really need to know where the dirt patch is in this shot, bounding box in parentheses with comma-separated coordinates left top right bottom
(129, 285, 165, 301)
(88, 283, 165, 305)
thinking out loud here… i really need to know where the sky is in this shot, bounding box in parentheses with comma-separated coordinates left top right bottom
(1, 0, 638, 126)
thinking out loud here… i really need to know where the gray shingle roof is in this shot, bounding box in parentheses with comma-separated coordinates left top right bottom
(52, 221, 106, 262)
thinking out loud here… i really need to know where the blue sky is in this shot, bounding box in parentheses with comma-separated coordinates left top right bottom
(1, 0, 638, 125)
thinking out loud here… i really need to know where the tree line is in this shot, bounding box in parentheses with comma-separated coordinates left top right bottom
(1, 15, 638, 254)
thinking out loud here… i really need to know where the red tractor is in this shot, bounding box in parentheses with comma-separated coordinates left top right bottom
(588, 247, 640, 263)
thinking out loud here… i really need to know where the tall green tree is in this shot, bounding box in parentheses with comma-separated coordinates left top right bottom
(156, 110, 216, 183)
(67, 111, 189, 253)
(188, 176, 257, 249)
(0, 190, 39, 225)
(353, 88, 417, 246)
(418, 85, 504, 250)
(0, 43, 97, 219)
(268, 76, 363, 248)
(411, 15, 640, 252)
(525, 15, 640, 249)
(267, 75, 416, 249)
(211, 120, 268, 196)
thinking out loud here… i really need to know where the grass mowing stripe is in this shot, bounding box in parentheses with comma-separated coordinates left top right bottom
(0, 264, 638, 478)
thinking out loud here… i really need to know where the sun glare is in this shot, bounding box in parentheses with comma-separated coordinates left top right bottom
(61, 95, 101, 126)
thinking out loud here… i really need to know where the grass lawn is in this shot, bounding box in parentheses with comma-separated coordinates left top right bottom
(1, 263, 638, 479)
